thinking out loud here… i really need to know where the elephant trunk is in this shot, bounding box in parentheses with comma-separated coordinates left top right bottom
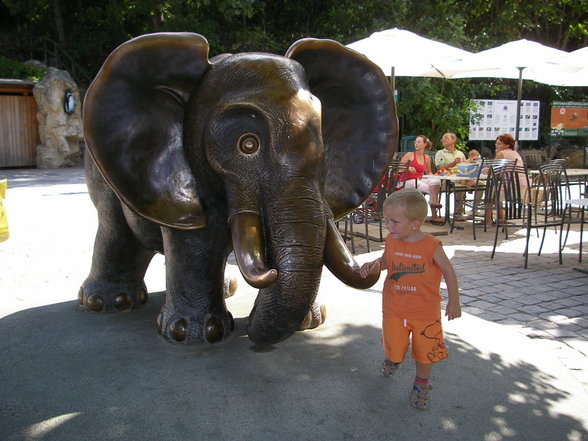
(231, 192, 380, 346)
(245, 195, 326, 346)
(323, 219, 380, 289)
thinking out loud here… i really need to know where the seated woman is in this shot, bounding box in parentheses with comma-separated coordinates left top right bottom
(400, 135, 443, 224)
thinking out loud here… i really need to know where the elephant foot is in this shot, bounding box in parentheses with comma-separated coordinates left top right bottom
(299, 302, 327, 330)
(157, 305, 234, 344)
(78, 280, 148, 313)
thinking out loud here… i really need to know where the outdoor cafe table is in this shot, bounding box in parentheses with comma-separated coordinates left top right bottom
(423, 173, 488, 225)
(530, 168, 588, 199)
(529, 167, 588, 187)
(529, 168, 588, 178)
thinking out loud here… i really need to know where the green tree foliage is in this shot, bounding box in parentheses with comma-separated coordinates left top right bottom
(396, 78, 480, 149)
(0, 56, 46, 81)
(1, 0, 586, 148)
(462, 0, 588, 50)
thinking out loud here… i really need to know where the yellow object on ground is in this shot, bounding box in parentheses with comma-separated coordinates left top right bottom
(0, 179, 9, 242)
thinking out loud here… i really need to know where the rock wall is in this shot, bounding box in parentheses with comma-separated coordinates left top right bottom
(33, 68, 83, 168)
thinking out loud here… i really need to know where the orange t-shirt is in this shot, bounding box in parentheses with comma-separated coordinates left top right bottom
(382, 233, 442, 320)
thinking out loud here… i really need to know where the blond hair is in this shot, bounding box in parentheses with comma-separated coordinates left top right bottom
(383, 188, 428, 222)
(468, 149, 480, 159)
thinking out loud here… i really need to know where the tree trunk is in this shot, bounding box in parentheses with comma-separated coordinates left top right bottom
(53, 0, 65, 46)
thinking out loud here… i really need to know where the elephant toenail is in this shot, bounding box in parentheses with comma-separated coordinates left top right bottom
(156, 313, 163, 332)
(114, 293, 132, 311)
(138, 289, 148, 304)
(87, 294, 104, 311)
(204, 317, 224, 343)
(77, 288, 84, 305)
(170, 318, 188, 341)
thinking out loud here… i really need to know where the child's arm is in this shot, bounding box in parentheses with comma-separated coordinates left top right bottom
(359, 253, 386, 278)
(432, 245, 461, 320)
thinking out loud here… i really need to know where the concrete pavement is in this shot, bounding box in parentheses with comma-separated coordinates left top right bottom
(0, 167, 587, 441)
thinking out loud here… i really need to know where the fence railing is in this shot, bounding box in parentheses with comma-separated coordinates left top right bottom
(40, 37, 92, 88)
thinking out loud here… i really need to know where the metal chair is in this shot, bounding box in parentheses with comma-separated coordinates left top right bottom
(560, 198, 588, 266)
(450, 158, 508, 236)
(522, 163, 565, 268)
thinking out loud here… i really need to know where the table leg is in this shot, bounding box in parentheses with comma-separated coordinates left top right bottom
(580, 207, 585, 263)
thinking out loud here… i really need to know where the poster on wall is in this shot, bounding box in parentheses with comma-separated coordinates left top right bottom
(469, 99, 540, 141)
(550, 102, 588, 137)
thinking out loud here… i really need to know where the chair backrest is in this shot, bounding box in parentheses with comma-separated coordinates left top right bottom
(520, 149, 548, 170)
(505, 164, 530, 219)
(392, 151, 404, 161)
(372, 160, 408, 214)
(546, 158, 571, 200)
(480, 158, 518, 206)
(425, 150, 437, 174)
(385, 160, 409, 196)
(537, 161, 566, 215)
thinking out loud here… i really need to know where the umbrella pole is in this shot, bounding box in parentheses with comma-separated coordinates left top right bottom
(514, 67, 524, 150)
(390, 66, 395, 98)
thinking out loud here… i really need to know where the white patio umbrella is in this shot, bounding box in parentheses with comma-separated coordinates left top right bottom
(426, 39, 570, 144)
(346, 28, 473, 92)
(536, 47, 588, 87)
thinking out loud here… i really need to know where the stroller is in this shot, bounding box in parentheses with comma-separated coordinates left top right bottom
(350, 160, 408, 223)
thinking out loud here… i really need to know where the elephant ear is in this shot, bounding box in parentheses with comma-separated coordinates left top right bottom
(286, 39, 398, 220)
(84, 32, 210, 229)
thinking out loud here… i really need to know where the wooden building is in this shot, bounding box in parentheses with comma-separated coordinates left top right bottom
(0, 80, 39, 168)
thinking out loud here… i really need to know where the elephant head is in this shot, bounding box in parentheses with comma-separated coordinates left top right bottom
(83, 32, 397, 345)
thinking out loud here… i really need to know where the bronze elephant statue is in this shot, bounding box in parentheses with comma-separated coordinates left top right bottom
(79, 32, 397, 346)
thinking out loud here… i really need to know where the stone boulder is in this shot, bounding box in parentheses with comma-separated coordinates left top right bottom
(33, 68, 83, 168)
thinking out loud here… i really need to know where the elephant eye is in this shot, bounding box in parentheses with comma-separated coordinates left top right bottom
(238, 134, 260, 155)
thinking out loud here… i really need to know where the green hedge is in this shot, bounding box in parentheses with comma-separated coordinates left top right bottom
(0, 56, 46, 81)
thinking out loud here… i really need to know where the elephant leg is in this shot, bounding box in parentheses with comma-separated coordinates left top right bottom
(79, 222, 155, 312)
(156, 227, 234, 344)
(79, 169, 156, 312)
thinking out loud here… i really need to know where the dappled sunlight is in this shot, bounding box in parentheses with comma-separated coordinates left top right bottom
(24, 413, 82, 441)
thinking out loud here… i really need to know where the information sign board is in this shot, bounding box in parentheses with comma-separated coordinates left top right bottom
(469, 99, 540, 141)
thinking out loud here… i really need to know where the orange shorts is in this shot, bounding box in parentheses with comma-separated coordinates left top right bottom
(382, 316, 448, 364)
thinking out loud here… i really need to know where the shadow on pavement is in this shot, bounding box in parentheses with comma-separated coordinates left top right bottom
(0, 291, 585, 441)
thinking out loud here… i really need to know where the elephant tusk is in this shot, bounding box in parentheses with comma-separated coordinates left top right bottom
(323, 219, 380, 289)
(230, 212, 278, 289)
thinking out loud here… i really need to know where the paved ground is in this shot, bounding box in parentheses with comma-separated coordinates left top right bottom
(0, 166, 587, 441)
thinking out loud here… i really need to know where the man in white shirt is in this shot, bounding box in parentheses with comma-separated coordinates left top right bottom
(435, 133, 467, 222)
